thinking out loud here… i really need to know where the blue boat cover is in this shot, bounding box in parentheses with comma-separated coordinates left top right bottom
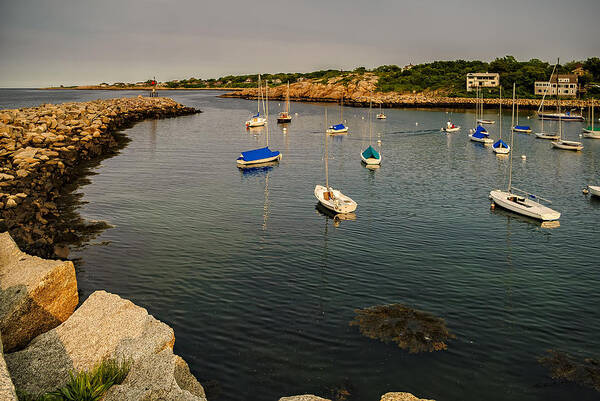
(331, 124, 346, 130)
(238, 146, 280, 162)
(493, 139, 508, 148)
(514, 125, 531, 130)
(252, 112, 260, 118)
(472, 125, 489, 138)
(362, 145, 380, 159)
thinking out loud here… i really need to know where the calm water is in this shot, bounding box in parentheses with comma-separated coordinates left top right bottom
(2, 89, 600, 401)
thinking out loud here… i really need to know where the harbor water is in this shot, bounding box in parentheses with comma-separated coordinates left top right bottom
(2, 89, 599, 401)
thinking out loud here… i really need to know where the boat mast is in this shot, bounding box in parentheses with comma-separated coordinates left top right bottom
(508, 83, 515, 192)
(499, 86, 502, 139)
(266, 81, 269, 147)
(325, 109, 329, 191)
(340, 93, 344, 123)
(516, 97, 519, 126)
(369, 96, 373, 144)
(557, 58, 562, 141)
(286, 81, 290, 114)
(257, 74, 261, 115)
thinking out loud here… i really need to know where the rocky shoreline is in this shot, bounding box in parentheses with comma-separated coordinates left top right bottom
(0, 96, 199, 258)
(221, 78, 589, 111)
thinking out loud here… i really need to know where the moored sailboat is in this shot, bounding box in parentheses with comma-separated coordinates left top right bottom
(237, 81, 282, 166)
(245, 74, 267, 128)
(360, 98, 382, 165)
(489, 94, 560, 222)
(492, 86, 510, 154)
(327, 93, 349, 134)
(315, 109, 357, 214)
(277, 82, 292, 123)
(512, 99, 532, 133)
(376, 102, 386, 119)
(583, 99, 600, 139)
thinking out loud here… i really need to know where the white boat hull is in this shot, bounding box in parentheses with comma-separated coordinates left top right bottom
(376, 114, 386, 120)
(490, 190, 560, 221)
(469, 134, 493, 144)
(442, 126, 460, 133)
(236, 153, 281, 166)
(512, 128, 532, 133)
(314, 185, 357, 214)
(326, 127, 349, 134)
(245, 117, 267, 128)
(360, 152, 382, 165)
(535, 132, 560, 140)
(583, 130, 600, 138)
(589, 186, 600, 197)
(477, 119, 495, 125)
(492, 145, 510, 154)
(551, 140, 583, 151)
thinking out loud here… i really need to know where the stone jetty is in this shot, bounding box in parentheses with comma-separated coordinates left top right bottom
(222, 74, 587, 111)
(0, 96, 199, 257)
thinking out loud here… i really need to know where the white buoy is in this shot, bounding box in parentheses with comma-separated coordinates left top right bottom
(295, 113, 298, 116)
(583, 187, 589, 195)
(415, 122, 419, 126)
(377, 139, 382, 144)
(579, 134, 583, 138)
(521, 155, 526, 160)
(362, 116, 364, 120)
(283, 127, 287, 131)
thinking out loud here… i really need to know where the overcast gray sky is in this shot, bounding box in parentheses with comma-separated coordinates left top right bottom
(1, 0, 599, 87)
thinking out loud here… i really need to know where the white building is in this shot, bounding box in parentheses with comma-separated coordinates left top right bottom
(466, 72, 500, 91)
(534, 74, 578, 97)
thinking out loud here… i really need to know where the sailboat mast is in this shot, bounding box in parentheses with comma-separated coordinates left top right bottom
(257, 74, 261, 115)
(593, 99, 595, 131)
(516, 98, 519, 125)
(499, 86, 502, 139)
(340, 93, 344, 123)
(557, 58, 562, 141)
(266, 81, 269, 147)
(369, 97, 373, 144)
(325, 109, 329, 190)
(286, 81, 290, 114)
(511, 83, 515, 133)
(508, 83, 515, 192)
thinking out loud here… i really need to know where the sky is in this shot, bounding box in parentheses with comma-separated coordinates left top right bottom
(1, 0, 599, 87)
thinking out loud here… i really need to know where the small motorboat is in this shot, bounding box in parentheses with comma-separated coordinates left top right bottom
(551, 140, 583, 151)
(489, 190, 560, 221)
(492, 139, 510, 154)
(512, 125, 532, 133)
(469, 125, 493, 144)
(442, 121, 460, 133)
(535, 132, 560, 140)
(314, 185, 357, 214)
(326, 123, 348, 134)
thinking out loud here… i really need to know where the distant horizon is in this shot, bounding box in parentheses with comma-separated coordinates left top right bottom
(1, 0, 599, 88)
(0, 55, 596, 89)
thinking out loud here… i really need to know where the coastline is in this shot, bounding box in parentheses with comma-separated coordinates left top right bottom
(39, 86, 243, 91)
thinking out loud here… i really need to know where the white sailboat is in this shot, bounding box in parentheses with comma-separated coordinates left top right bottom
(489, 97, 561, 221)
(469, 86, 492, 143)
(477, 87, 496, 124)
(327, 93, 349, 134)
(376, 102, 386, 119)
(277, 82, 292, 123)
(245, 74, 267, 128)
(237, 81, 282, 166)
(315, 108, 357, 214)
(492, 86, 510, 155)
(583, 99, 600, 138)
(512, 98, 532, 133)
(587, 185, 600, 197)
(535, 64, 560, 140)
(360, 98, 382, 165)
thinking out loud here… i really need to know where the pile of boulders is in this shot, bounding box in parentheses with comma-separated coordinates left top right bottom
(0, 97, 199, 256)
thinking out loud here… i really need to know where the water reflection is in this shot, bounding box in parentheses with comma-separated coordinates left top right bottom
(315, 203, 356, 228)
(490, 207, 560, 230)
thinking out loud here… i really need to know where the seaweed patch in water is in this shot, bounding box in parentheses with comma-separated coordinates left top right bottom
(349, 303, 455, 353)
(538, 349, 600, 392)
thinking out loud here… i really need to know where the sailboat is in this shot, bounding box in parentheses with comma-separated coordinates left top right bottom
(477, 87, 496, 125)
(537, 60, 584, 121)
(492, 86, 510, 154)
(326, 93, 349, 134)
(551, 63, 584, 151)
(586, 185, 600, 197)
(237, 81, 282, 166)
(489, 88, 561, 221)
(315, 108, 357, 214)
(376, 102, 387, 119)
(361, 98, 382, 165)
(469, 86, 490, 141)
(583, 99, 600, 138)
(535, 64, 560, 140)
(277, 82, 292, 123)
(512, 97, 532, 133)
(245, 74, 267, 128)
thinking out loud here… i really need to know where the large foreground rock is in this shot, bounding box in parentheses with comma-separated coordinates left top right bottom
(380, 392, 435, 401)
(0, 332, 17, 401)
(5, 290, 191, 395)
(103, 348, 206, 401)
(0, 232, 77, 351)
(279, 396, 331, 401)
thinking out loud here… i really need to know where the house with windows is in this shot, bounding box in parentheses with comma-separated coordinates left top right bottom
(466, 72, 500, 91)
(534, 74, 578, 97)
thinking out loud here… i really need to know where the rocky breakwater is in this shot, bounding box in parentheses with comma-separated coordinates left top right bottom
(0, 97, 200, 257)
(222, 74, 587, 110)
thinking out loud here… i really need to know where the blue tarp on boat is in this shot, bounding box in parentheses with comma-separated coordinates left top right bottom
(514, 125, 531, 130)
(331, 124, 346, 130)
(472, 125, 489, 138)
(362, 145, 380, 159)
(493, 139, 509, 149)
(238, 147, 280, 162)
(252, 112, 260, 118)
